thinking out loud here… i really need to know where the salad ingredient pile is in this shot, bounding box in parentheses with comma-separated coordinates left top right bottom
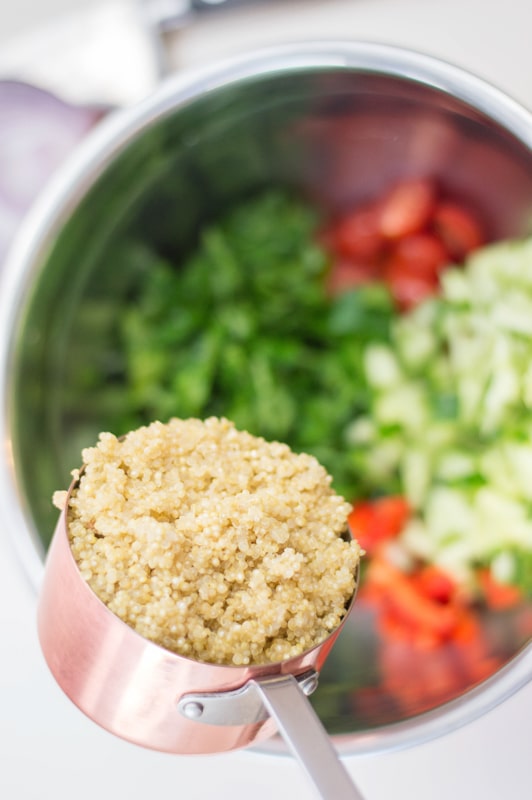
(69, 176, 532, 715)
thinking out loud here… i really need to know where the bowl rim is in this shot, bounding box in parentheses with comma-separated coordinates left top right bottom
(1, 39, 531, 756)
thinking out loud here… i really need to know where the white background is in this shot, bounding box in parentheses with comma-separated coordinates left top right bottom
(1, 2, 532, 799)
(0, 0, 94, 42)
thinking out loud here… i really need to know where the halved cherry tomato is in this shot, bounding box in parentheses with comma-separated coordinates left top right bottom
(385, 233, 448, 309)
(326, 202, 384, 261)
(433, 202, 484, 260)
(348, 496, 410, 554)
(378, 178, 436, 239)
(385, 267, 438, 311)
(319, 177, 486, 314)
(391, 233, 449, 279)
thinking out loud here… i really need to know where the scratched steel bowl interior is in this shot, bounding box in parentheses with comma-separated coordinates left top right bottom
(1, 42, 532, 756)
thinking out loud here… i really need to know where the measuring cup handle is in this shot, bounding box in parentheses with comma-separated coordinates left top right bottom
(253, 674, 366, 800)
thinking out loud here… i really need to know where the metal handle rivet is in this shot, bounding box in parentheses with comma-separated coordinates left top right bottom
(182, 701, 204, 719)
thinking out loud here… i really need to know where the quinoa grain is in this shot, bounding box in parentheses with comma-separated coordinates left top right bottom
(56, 417, 360, 666)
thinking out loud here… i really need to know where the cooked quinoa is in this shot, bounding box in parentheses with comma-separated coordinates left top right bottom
(54, 417, 360, 666)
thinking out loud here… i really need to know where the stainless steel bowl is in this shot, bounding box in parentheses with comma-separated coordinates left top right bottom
(1, 41, 531, 756)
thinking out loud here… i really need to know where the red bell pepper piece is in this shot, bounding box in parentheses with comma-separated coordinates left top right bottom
(348, 496, 410, 554)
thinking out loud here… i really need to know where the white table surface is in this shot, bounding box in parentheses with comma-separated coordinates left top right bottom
(1, 2, 532, 798)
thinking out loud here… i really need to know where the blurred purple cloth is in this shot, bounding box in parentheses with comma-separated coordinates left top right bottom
(0, 80, 105, 267)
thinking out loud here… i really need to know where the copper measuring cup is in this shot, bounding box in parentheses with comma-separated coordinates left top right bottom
(38, 477, 364, 799)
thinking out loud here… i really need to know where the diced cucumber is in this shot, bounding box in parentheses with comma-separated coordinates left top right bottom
(424, 486, 474, 543)
(491, 551, 517, 584)
(357, 237, 532, 591)
(436, 451, 477, 482)
(363, 439, 403, 481)
(393, 317, 437, 371)
(374, 383, 428, 431)
(400, 518, 437, 561)
(364, 344, 402, 389)
(400, 449, 431, 509)
(344, 416, 375, 445)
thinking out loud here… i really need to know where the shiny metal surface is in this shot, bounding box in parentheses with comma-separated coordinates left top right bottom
(256, 674, 365, 799)
(176, 669, 318, 725)
(1, 41, 532, 756)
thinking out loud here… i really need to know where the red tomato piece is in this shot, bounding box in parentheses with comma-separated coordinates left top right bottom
(391, 233, 449, 279)
(378, 178, 437, 239)
(451, 611, 481, 645)
(367, 556, 459, 641)
(348, 496, 410, 554)
(433, 202, 484, 260)
(385, 233, 449, 309)
(413, 565, 456, 605)
(326, 202, 384, 261)
(348, 503, 379, 553)
(477, 568, 522, 611)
